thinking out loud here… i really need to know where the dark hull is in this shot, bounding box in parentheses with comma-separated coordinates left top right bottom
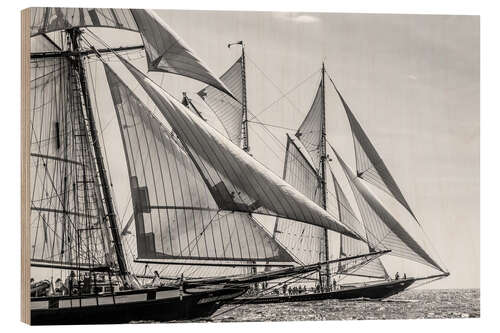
(232, 278, 416, 304)
(31, 285, 247, 325)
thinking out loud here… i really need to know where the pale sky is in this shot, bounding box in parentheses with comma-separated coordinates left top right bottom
(64, 10, 479, 289)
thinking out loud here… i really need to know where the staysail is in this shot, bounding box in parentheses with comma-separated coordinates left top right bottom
(30, 8, 233, 97)
(331, 172, 388, 279)
(273, 136, 325, 264)
(30, 56, 112, 269)
(334, 149, 444, 272)
(116, 57, 363, 241)
(104, 64, 293, 263)
(197, 56, 244, 145)
(330, 79, 418, 221)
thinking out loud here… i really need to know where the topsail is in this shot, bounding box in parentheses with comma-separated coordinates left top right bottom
(104, 63, 293, 263)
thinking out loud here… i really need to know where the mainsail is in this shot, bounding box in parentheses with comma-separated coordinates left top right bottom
(30, 55, 112, 269)
(30, 8, 233, 97)
(334, 149, 444, 272)
(197, 56, 244, 145)
(104, 64, 293, 263)
(329, 79, 418, 222)
(115, 57, 363, 241)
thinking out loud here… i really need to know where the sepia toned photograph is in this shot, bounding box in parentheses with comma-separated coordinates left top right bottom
(21, 7, 479, 325)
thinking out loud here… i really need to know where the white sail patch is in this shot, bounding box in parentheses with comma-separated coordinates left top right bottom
(332, 84, 418, 222)
(198, 57, 244, 145)
(130, 9, 234, 98)
(273, 136, 325, 265)
(296, 80, 324, 169)
(331, 172, 388, 279)
(334, 150, 444, 272)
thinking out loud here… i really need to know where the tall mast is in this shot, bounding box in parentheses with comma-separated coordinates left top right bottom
(68, 28, 129, 279)
(228, 40, 249, 151)
(320, 62, 331, 289)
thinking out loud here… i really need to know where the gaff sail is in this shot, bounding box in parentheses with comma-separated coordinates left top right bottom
(30, 56, 112, 269)
(197, 56, 244, 145)
(116, 57, 363, 241)
(30, 8, 233, 97)
(104, 64, 293, 263)
(334, 150, 445, 272)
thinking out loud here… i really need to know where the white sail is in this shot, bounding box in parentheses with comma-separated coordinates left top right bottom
(273, 136, 325, 264)
(331, 81, 418, 221)
(334, 150, 444, 272)
(116, 56, 363, 241)
(198, 56, 244, 145)
(104, 63, 293, 263)
(331, 172, 388, 279)
(130, 9, 234, 98)
(296, 79, 324, 169)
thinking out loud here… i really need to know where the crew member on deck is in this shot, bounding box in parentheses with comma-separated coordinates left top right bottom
(395, 272, 400, 280)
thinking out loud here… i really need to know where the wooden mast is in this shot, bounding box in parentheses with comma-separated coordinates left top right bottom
(68, 28, 129, 281)
(320, 62, 331, 289)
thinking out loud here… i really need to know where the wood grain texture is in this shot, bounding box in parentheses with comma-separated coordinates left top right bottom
(20, 7, 31, 325)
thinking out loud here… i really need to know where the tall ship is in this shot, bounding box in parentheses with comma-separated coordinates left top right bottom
(26, 8, 374, 324)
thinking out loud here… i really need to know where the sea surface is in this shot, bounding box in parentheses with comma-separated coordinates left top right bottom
(208, 289, 479, 322)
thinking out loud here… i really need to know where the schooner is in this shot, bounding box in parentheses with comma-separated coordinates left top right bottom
(26, 8, 374, 324)
(234, 62, 450, 303)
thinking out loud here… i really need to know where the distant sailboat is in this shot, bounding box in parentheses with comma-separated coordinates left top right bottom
(234, 63, 449, 304)
(28, 8, 370, 324)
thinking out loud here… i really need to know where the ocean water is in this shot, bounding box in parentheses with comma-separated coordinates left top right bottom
(209, 289, 479, 322)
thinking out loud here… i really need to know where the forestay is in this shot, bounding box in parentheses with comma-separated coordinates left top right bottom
(104, 64, 293, 263)
(197, 56, 244, 145)
(118, 57, 363, 241)
(334, 150, 444, 272)
(30, 56, 112, 268)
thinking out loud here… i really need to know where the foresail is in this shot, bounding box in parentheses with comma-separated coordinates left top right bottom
(104, 64, 293, 263)
(118, 57, 363, 241)
(273, 136, 325, 264)
(130, 9, 234, 98)
(197, 57, 243, 145)
(334, 150, 444, 272)
(331, 173, 388, 279)
(332, 83, 418, 221)
(30, 7, 139, 36)
(30, 56, 111, 268)
(296, 79, 324, 169)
